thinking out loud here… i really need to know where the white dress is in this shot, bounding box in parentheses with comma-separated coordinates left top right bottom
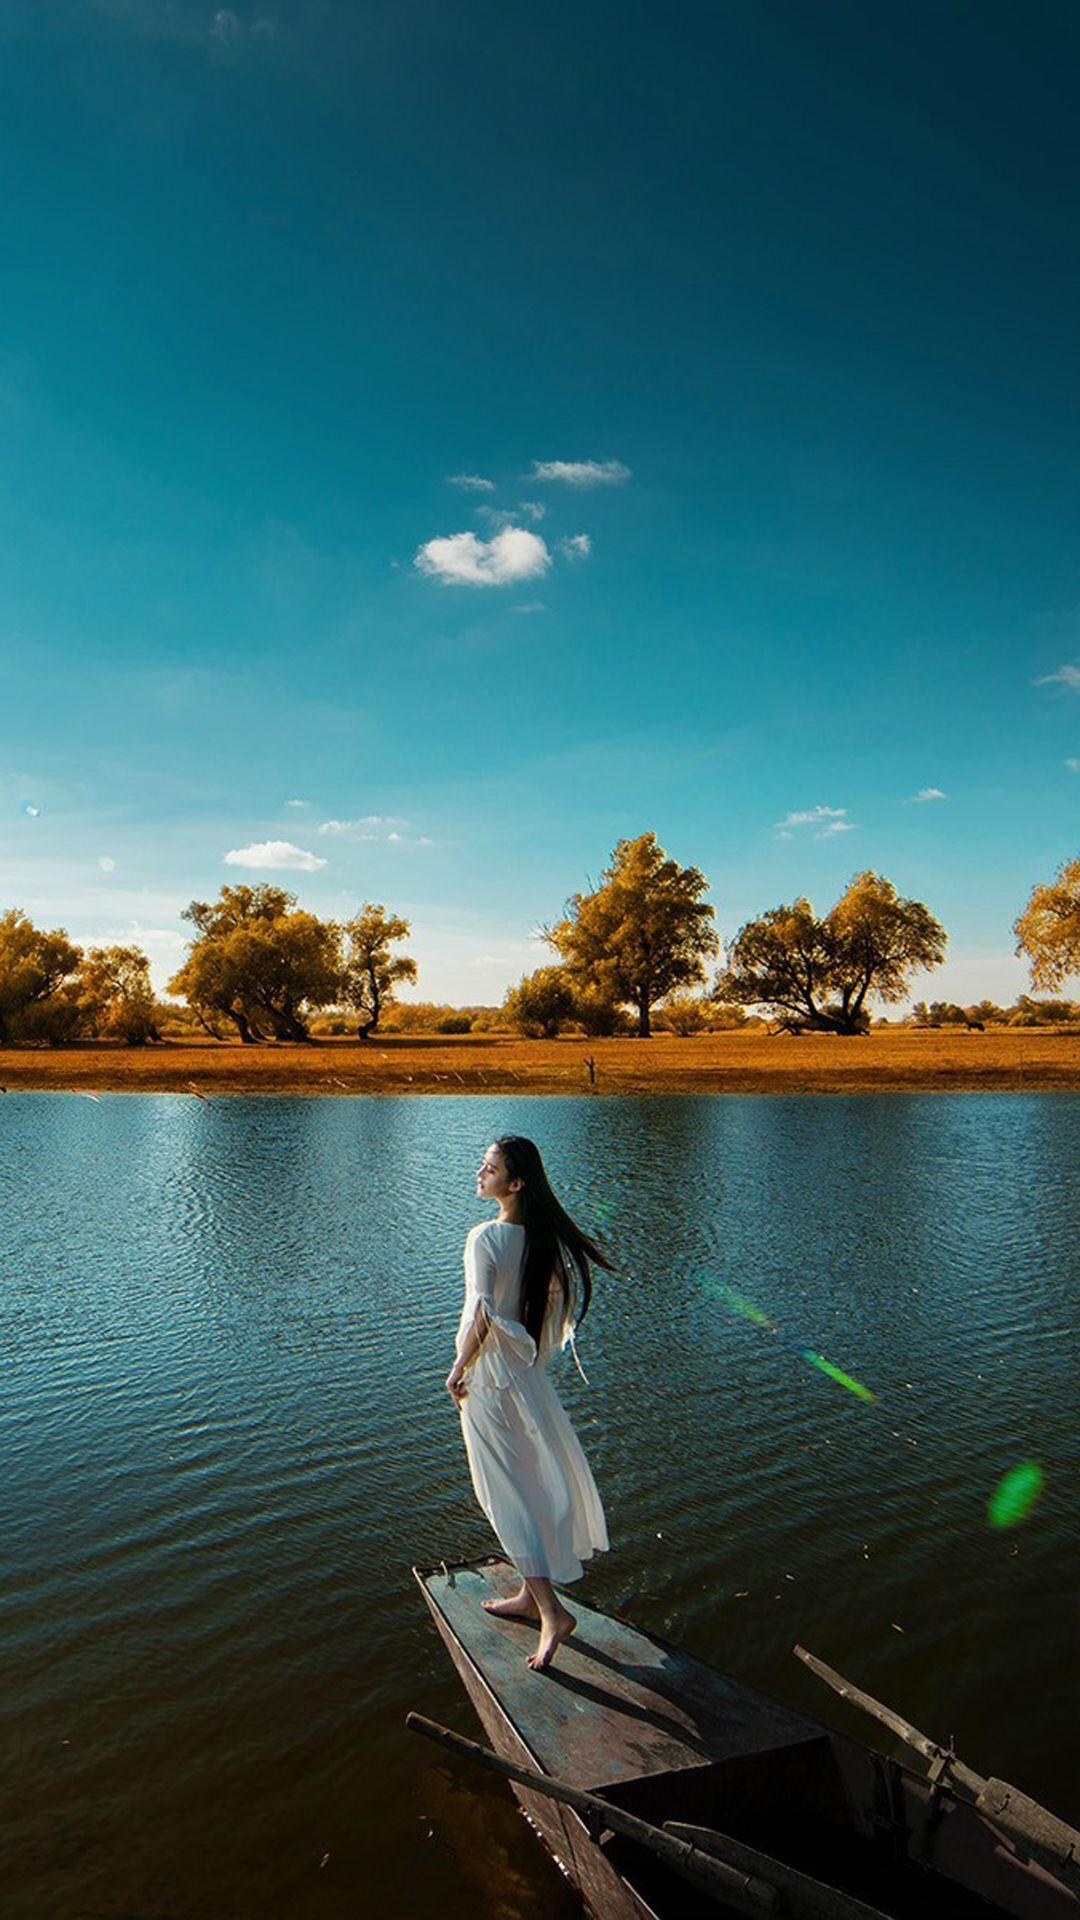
(456, 1219, 609, 1585)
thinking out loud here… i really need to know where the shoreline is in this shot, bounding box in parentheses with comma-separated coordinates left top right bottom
(2, 1029, 1079, 1096)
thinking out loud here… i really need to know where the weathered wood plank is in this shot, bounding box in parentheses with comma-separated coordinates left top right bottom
(424, 1559, 820, 1791)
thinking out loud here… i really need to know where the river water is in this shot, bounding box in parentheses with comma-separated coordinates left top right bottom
(1, 1092, 1077, 1918)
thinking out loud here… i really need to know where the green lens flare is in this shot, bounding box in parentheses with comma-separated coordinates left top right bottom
(800, 1350, 876, 1403)
(717, 1285, 776, 1329)
(988, 1461, 1045, 1529)
(706, 1282, 875, 1404)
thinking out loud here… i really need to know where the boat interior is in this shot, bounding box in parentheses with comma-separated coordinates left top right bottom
(600, 1737, 1075, 1920)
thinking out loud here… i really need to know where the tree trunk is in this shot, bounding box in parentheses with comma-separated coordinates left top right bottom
(230, 1007, 258, 1044)
(637, 996, 652, 1037)
(279, 1003, 312, 1042)
(356, 967, 380, 1040)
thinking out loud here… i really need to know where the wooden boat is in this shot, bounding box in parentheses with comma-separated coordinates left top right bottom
(410, 1555, 1079, 1920)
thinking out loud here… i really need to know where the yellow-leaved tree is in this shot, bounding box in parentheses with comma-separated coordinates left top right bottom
(1014, 854, 1080, 990)
(718, 872, 947, 1034)
(546, 832, 718, 1038)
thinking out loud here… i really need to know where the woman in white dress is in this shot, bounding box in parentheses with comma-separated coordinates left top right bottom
(445, 1135, 613, 1672)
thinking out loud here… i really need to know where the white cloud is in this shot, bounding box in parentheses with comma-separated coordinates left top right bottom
(285, 797, 310, 809)
(559, 533, 592, 562)
(1036, 660, 1080, 689)
(447, 473, 495, 492)
(513, 600, 546, 616)
(475, 500, 546, 531)
(531, 458, 630, 487)
(211, 8, 241, 42)
(317, 816, 433, 847)
(318, 814, 409, 836)
(415, 526, 551, 588)
(223, 840, 327, 870)
(778, 804, 848, 829)
(911, 787, 947, 803)
(1067, 758, 1080, 773)
(775, 804, 856, 841)
(98, 855, 116, 872)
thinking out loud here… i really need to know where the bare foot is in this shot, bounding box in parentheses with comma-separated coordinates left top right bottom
(527, 1605, 576, 1672)
(482, 1593, 539, 1620)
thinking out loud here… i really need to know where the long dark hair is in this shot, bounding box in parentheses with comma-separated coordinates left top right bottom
(495, 1135, 615, 1347)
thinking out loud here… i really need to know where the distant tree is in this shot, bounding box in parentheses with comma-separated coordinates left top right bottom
(1007, 993, 1080, 1027)
(546, 832, 719, 1038)
(1015, 854, 1080, 990)
(467, 1006, 506, 1034)
(340, 904, 418, 1040)
(659, 991, 710, 1036)
(569, 984, 627, 1036)
(0, 909, 83, 1044)
(718, 873, 947, 1035)
(503, 966, 576, 1039)
(169, 885, 340, 1042)
(705, 1001, 755, 1030)
(382, 1001, 475, 1033)
(77, 944, 161, 1045)
(966, 1000, 1007, 1027)
(927, 1002, 969, 1027)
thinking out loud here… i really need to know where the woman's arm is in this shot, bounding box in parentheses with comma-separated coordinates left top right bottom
(446, 1300, 490, 1402)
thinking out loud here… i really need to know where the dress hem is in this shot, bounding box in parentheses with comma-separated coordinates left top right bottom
(509, 1542, 608, 1585)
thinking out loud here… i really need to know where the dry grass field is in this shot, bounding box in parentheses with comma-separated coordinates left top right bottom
(1, 1026, 1079, 1096)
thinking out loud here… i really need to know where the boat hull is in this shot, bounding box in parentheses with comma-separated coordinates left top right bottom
(417, 1564, 660, 1919)
(413, 1558, 1078, 1920)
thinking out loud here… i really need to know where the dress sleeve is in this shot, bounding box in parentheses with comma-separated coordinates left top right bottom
(466, 1227, 537, 1390)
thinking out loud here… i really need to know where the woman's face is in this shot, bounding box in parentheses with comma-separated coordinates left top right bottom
(476, 1143, 519, 1204)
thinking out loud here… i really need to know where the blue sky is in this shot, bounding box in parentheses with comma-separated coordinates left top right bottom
(2, 0, 1078, 1006)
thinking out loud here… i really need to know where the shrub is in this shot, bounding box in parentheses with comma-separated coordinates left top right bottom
(503, 967, 576, 1039)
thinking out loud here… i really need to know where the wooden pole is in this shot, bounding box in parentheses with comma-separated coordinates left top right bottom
(405, 1712, 893, 1918)
(794, 1646, 1080, 1892)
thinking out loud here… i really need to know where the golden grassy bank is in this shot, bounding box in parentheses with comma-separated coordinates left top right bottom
(1, 1027, 1079, 1096)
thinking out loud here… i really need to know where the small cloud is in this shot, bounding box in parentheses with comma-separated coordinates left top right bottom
(1067, 758, 1080, 773)
(1035, 660, 1080, 689)
(531, 458, 630, 487)
(210, 8, 242, 44)
(285, 797, 310, 809)
(910, 787, 947, 803)
(447, 473, 495, 492)
(777, 804, 848, 830)
(819, 819, 856, 838)
(98, 855, 116, 872)
(318, 815, 409, 836)
(20, 801, 41, 818)
(512, 600, 546, 615)
(224, 840, 327, 871)
(415, 526, 550, 587)
(559, 533, 591, 562)
(476, 500, 545, 532)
